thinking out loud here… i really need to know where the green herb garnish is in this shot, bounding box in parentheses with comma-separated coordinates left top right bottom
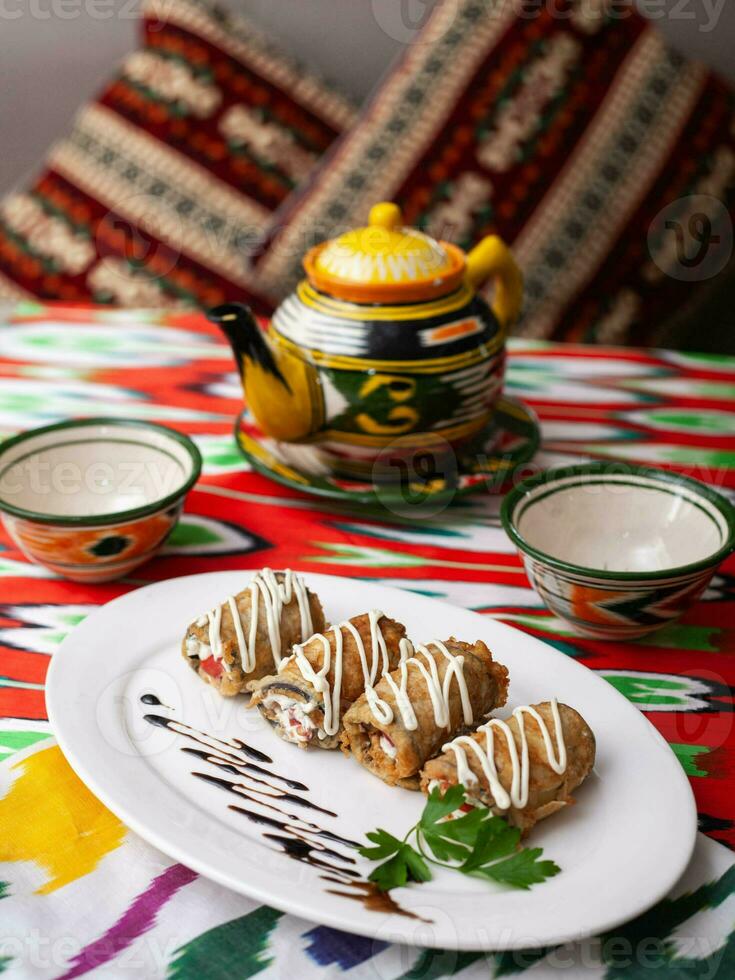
(359, 786, 560, 892)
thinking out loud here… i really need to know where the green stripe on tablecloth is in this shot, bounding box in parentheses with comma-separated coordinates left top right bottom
(0, 679, 45, 691)
(637, 624, 723, 653)
(503, 614, 725, 654)
(167, 907, 283, 980)
(0, 731, 50, 763)
(671, 744, 711, 778)
(491, 865, 735, 976)
(575, 443, 735, 469)
(396, 949, 484, 979)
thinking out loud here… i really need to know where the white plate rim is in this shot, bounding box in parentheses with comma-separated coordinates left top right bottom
(45, 570, 698, 951)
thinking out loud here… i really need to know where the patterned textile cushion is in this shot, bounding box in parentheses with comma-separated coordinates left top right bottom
(0, 0, 355, 311)
(253, 1, 735, 344)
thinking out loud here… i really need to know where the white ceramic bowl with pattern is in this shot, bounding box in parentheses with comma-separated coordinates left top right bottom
(501, 462, 735, 640)
(0, 418, 201, 582)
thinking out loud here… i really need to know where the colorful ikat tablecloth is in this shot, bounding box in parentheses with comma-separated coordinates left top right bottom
(1, 304, 734, 978)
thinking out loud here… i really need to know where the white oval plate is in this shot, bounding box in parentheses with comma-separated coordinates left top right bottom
(46, 571, 696, 952)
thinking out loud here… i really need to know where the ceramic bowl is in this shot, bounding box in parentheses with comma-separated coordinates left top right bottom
(501, 462, 735, 640)
(0, 418, 201, 582)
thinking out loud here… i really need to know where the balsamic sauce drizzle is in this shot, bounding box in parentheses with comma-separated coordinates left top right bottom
(227, 800, 358, 850)
(140, 693, 171, 709)
(142, 711, 272, 764)
(322, 877, 429, 921)
(192, 769, 336, 818)
(140, 696, 428, 921)
(181, 747, 308, 791)
(264, 835, 361, 877)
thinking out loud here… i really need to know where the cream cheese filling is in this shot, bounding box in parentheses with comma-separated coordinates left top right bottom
(262, 694, 321, 745)
(186, 637, 211, 659)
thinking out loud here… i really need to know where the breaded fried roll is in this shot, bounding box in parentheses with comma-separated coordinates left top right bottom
(341, 638, 509, 789)
(182, 568, 325, 696)
(249, 611, 410, 749)
(421, 700, 595, 835)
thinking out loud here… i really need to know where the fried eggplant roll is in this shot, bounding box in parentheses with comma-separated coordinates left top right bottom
(182, 568, 326, 696)
(249, 611, 410, 749)
(340, 638, 509, 789)
(420, 700, 595, 835)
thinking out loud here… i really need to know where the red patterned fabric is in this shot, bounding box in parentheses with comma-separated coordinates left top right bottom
(1, 303, 735, 852)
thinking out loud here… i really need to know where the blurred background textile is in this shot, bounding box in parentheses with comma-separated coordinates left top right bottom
(0, 0, 733, 349)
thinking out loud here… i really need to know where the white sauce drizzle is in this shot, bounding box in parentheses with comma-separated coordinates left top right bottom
(286, 610, 412, 737)
(196, 568, 313, 675)
(228, 596, 246, 669)
(442, 699, 568, 812)
(207, 604, 223, 662)
(379, 640, 474, 732)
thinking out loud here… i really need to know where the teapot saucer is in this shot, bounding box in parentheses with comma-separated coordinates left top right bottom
(234, 396, 539, 508)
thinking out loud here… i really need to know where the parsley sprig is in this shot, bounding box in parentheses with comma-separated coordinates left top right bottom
(359, 786, 560, 892)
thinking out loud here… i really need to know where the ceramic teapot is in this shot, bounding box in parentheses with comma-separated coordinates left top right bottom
(210, 202, 523, 477)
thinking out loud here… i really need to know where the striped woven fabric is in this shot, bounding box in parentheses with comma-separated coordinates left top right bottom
(255, 0, 735, 344)
(0, 0, 733, 344)
(0, 0, 355, 312)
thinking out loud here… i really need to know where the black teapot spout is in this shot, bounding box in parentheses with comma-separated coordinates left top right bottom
(207, 302, 288, 389)
(207, 302, 321, 443)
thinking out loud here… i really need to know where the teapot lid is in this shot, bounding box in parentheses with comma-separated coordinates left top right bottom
(303, 202, 466, 304)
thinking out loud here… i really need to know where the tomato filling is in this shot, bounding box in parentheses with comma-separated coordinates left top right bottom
(284, 706, 315, 742)
(200, 656, 223, 679)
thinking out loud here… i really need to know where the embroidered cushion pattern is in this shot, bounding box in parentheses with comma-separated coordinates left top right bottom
(253, 0, 735, 344)
(0, 0, 732, 346)
(0, 0, 355, 311)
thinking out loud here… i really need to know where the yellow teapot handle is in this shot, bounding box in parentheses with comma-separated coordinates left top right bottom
(465, 236, 523, 335)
